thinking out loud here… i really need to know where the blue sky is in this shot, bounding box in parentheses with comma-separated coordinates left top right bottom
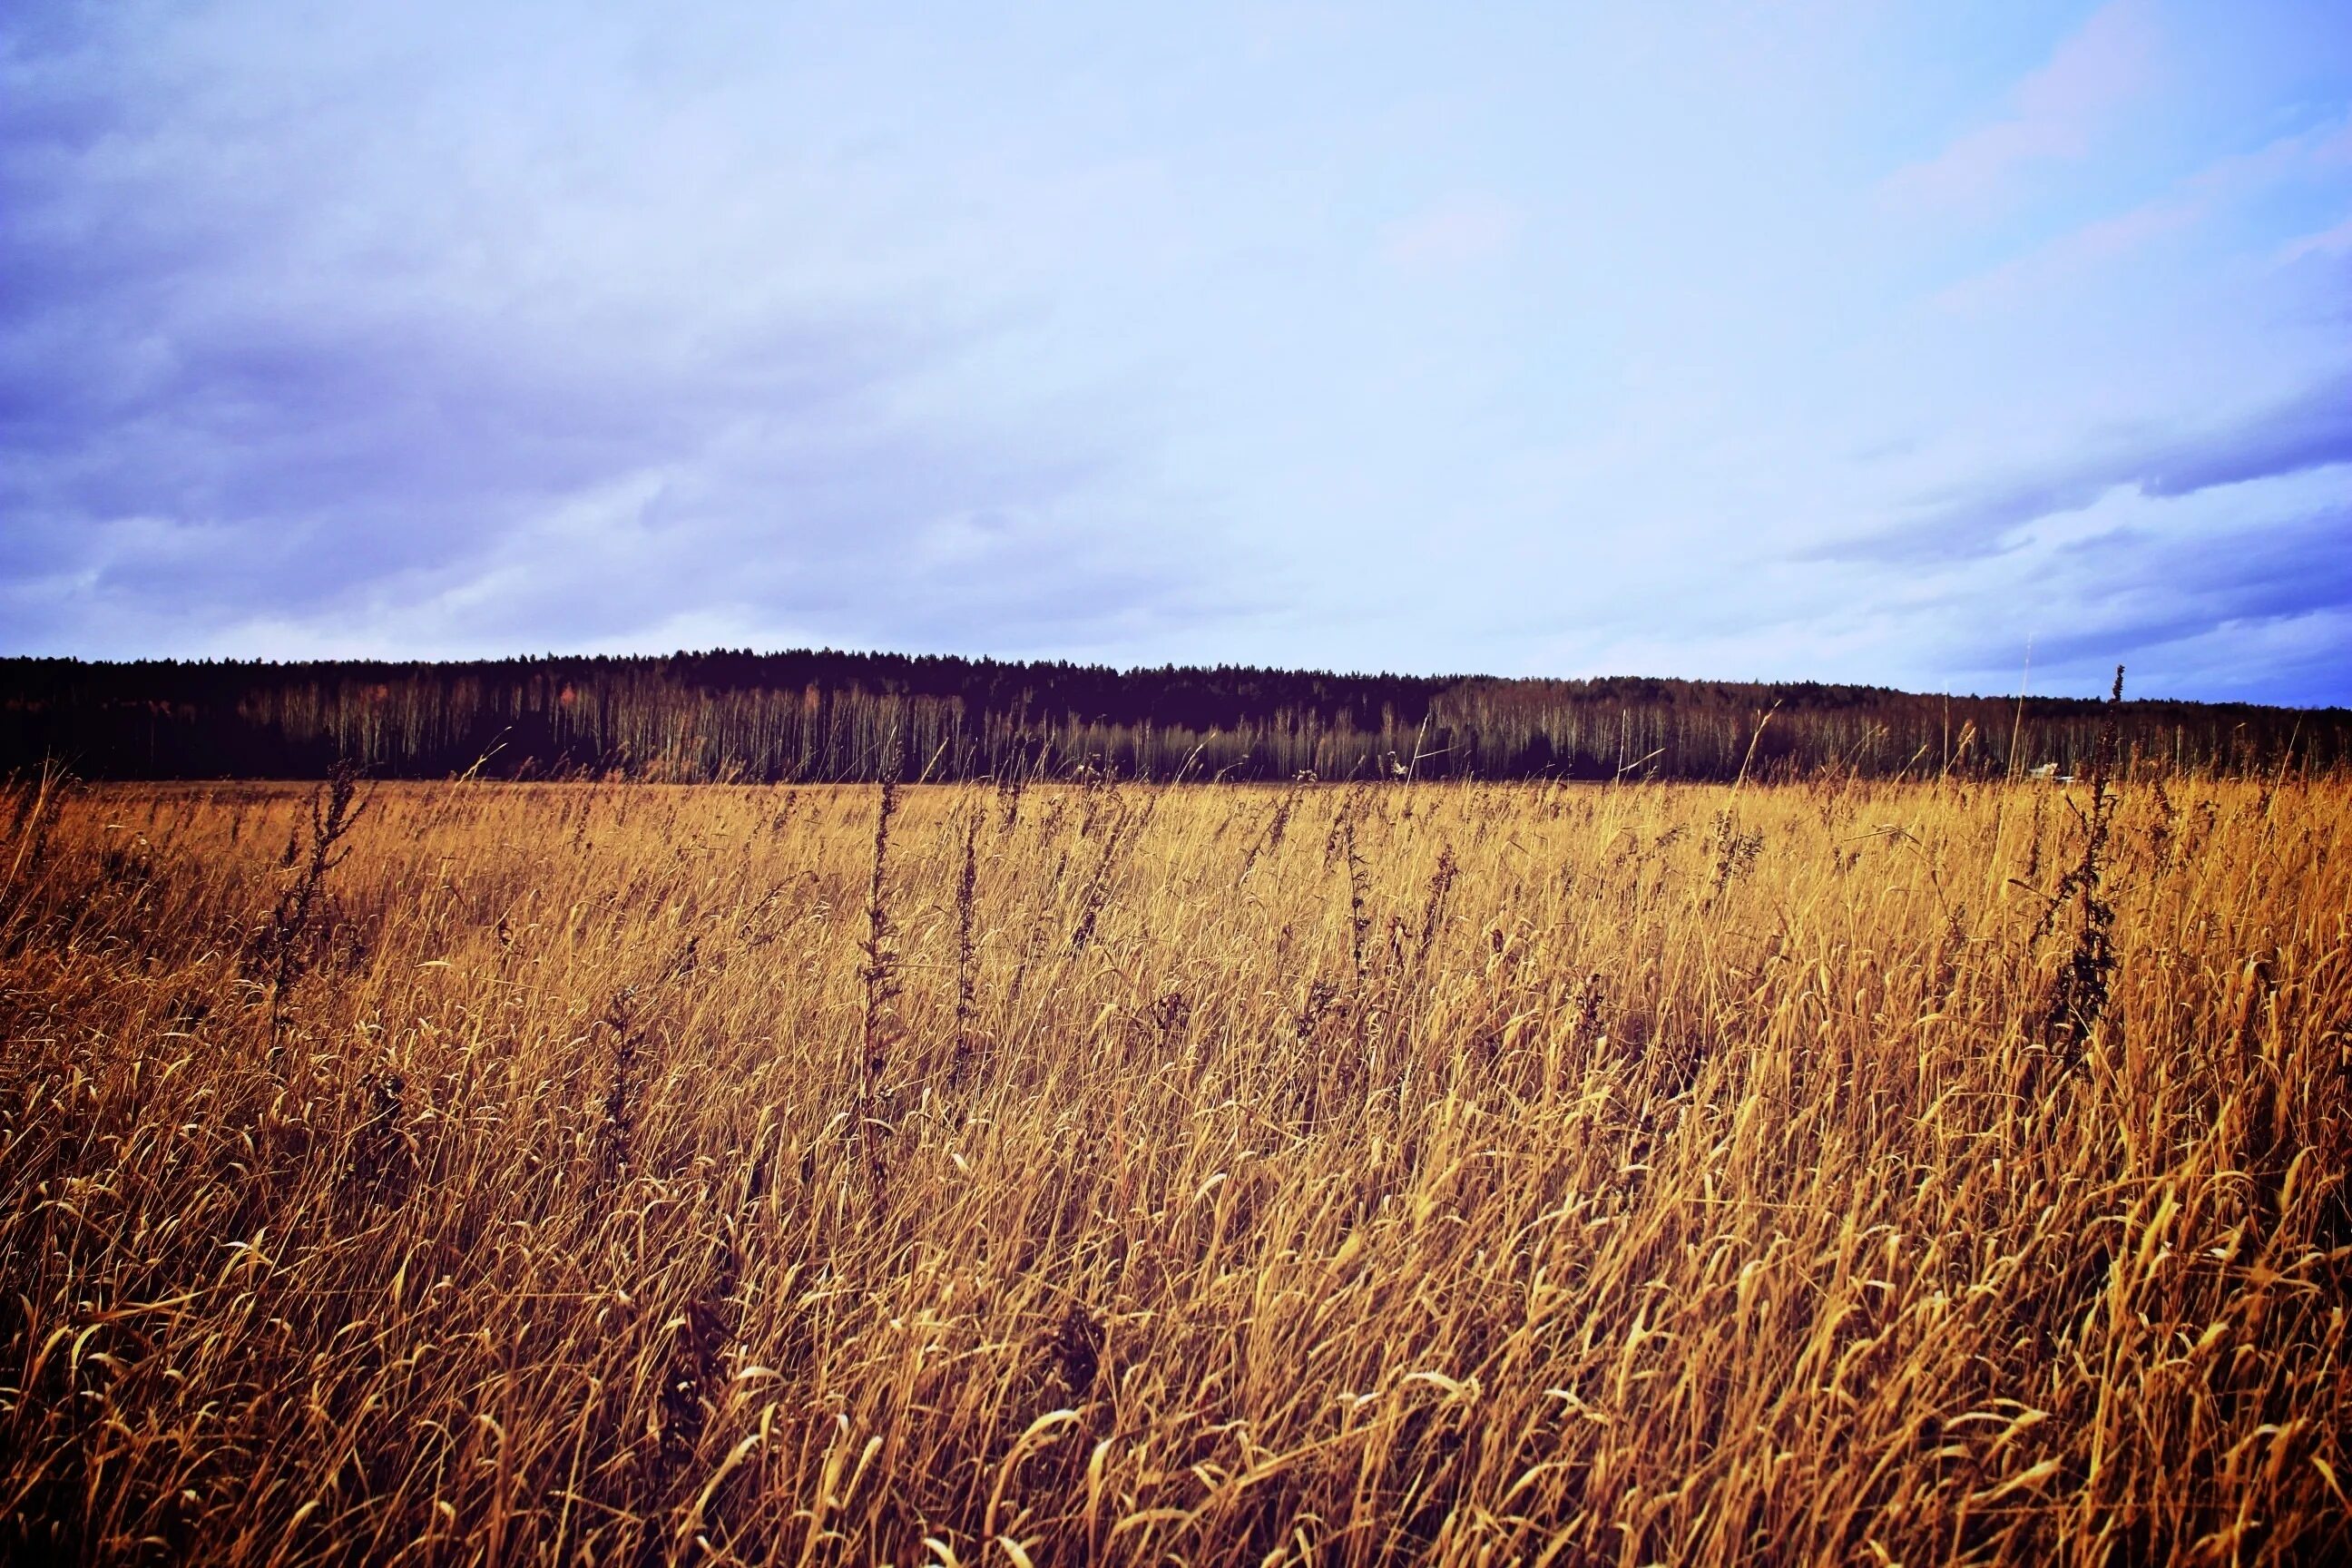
(4, 1, 2348, 703)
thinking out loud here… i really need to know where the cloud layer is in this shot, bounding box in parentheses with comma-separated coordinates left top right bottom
(2, 1, 2348, 702)
(1813, 376, 2352, 564)
(0, 1, 1232, 657)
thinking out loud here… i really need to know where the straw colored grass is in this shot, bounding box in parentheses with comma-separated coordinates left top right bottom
(3, 771, 2346, 1564)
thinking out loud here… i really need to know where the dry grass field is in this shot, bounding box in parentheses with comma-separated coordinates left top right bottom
(3, 766, 2347, 1565)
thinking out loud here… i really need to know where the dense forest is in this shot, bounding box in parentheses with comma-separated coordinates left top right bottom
(3, 652, 2344, 782)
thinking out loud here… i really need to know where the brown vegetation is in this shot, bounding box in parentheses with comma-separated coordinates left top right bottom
(3, 766, 2347, 1564)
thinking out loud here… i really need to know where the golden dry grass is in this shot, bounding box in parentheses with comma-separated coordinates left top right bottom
(3, 770, 2347, 1565)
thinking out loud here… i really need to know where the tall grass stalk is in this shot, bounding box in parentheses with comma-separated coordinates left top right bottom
(1, 769, 2345, 1565)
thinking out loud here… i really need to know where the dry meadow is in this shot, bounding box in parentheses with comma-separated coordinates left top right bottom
(3, 767, 2347, 1565)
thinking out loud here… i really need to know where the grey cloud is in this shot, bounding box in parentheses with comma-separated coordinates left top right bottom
(0, 3, 1239, 659)
(2140, 379, 2352, 496)
(1812, 375, 2352, 564)
(1938, 505, 2352, 703)
(5, 301, 940, 611)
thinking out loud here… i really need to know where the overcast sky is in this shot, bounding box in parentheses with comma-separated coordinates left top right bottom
(5, 1, 2348, 703)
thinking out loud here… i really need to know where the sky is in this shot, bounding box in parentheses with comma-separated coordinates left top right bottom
(4, 1, 2349, 705)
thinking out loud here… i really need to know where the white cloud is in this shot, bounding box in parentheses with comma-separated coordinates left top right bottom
(1934, 111, 2352, 309)
(1378, 193, 1522, 274)
(1880, 1, 2159, 213)
(2278, 211, 2352, 264)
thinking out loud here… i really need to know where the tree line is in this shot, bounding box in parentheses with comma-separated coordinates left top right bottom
(3, 651, 2342, 782)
